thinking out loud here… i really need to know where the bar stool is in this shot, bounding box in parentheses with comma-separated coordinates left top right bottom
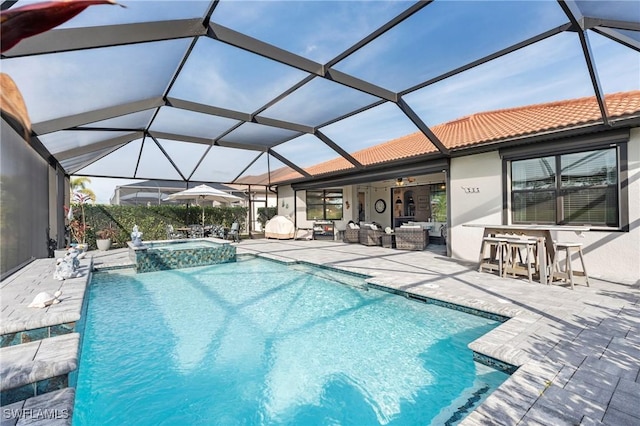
(478, 237, 509, 277)
(504, 238, 537, 283)
(550, 242, 589, 289)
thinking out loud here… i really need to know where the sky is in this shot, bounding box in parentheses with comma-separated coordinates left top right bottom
(4, 0, 639, 204)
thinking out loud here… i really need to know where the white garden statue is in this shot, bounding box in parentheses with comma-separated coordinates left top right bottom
(131, 225, 143, 247)
(53, 249, 81, 280)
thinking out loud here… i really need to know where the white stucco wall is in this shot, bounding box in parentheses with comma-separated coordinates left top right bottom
(276, 185, 295, 219)
(450, 151, 504, 262)
(343, 185, 358, 224)
(450, 131, 640, 284)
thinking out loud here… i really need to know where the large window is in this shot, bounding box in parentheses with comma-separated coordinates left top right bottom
(511, 148, 619, 227)
(306, 189, 343, 221)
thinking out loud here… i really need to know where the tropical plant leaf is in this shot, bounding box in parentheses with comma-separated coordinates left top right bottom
(1, 0, 123, 53)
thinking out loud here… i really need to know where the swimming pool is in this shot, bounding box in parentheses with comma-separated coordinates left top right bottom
(73, 257, 508, 425)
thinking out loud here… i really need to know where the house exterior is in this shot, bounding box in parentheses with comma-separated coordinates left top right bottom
(272, 92, 640, 284)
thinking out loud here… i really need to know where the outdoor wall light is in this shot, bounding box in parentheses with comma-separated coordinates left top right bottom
(395, 178, 404, 186)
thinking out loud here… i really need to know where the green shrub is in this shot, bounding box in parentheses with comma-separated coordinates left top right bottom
(79, 205, 248, 250)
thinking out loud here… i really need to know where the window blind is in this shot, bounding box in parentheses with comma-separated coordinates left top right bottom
(511, 147, 618, 226)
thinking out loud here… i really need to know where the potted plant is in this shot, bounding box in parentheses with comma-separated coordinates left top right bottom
(95, 225, 117, 251)
(68, 219, 90, 252)
(68, 192, 92, 251)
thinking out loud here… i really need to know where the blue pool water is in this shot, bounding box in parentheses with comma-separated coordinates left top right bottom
(73, 257, 508, 425)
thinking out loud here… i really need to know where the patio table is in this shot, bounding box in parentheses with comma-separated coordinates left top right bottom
(175, 227, 191, 238)
(381, 233, 395, 248)
(464, 224, 589, 285)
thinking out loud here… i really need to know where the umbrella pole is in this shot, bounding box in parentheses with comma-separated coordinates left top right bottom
(200, 196, 205, 227)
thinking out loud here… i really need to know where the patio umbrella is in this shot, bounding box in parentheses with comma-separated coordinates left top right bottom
(163, 184, 242, 226)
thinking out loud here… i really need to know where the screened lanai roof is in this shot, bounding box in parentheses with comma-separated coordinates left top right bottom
(2, 0, 639, 187)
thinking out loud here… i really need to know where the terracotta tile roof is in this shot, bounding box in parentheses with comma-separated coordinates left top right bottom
(238, 164, 303, 185)
(246, 91, 640, 184)
(436, 91, 640, 149)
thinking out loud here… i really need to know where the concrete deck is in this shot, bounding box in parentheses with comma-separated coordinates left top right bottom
(1, 239, 638, 425)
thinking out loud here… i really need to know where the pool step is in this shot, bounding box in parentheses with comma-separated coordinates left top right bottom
(443, 384, 490, 425)
(0, 322, 76, 348)
(1, 387, 74, 425)
(0, 334, 79, 405)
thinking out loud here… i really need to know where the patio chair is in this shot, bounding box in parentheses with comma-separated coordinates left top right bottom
(343, 221, 360, 243)
(166, 224, 183, 240)
(189, 224, 204, 239)
(440, 223, 447, 246)
(358, 224, 383, 246)
(394, 226, 429, 250)
(210, 224, 226, 239)
(228, 222, 240, 243)
(344, 228, 360, 243)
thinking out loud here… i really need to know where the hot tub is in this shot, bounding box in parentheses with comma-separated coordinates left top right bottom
(128, 239, 236, 273)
